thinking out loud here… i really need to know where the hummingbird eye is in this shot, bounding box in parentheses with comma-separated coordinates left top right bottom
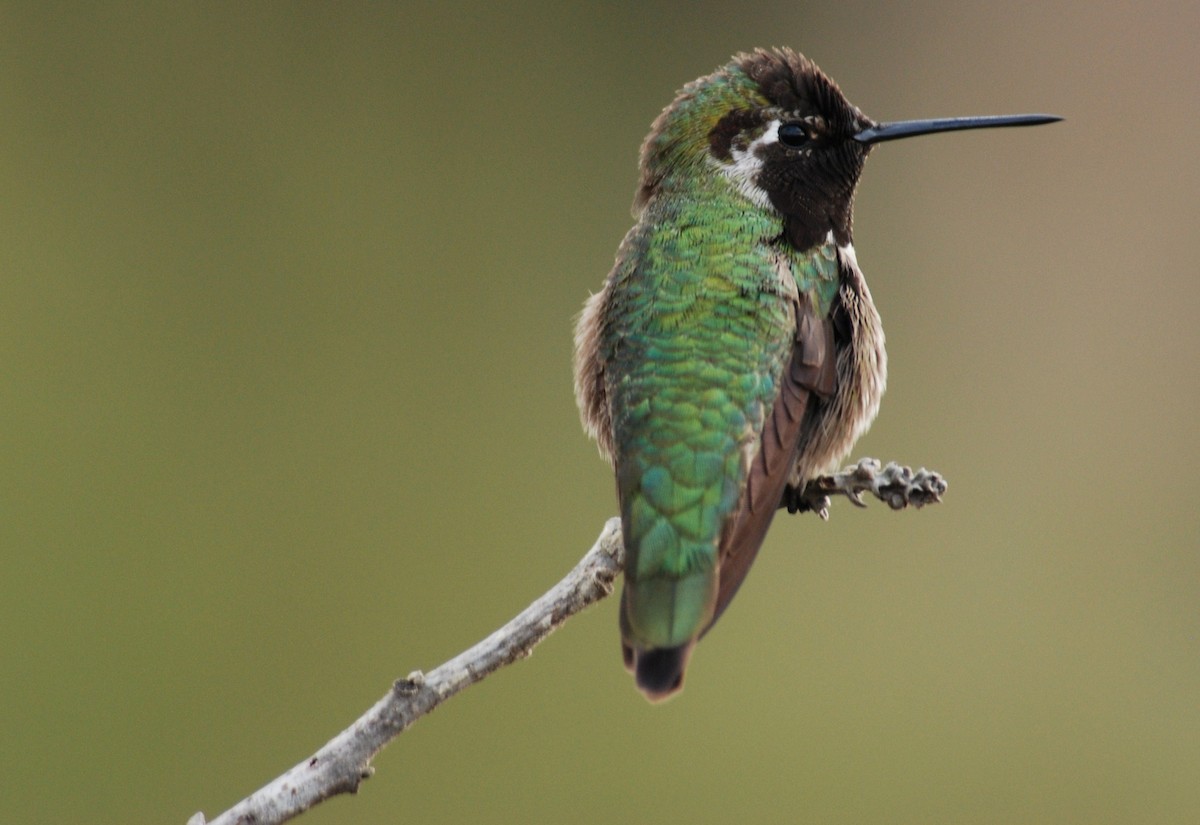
(777, 122, 811, 148)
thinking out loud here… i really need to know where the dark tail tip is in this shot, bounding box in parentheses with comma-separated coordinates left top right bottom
(633, 644, 692, 702)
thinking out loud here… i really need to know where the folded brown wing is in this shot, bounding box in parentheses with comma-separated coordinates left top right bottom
(703, 292, 837, 633)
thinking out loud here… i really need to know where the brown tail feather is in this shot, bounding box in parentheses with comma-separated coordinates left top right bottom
(631, 643, 694, 702)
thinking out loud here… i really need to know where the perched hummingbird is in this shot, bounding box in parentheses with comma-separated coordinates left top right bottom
(574, 48, 1058, 701)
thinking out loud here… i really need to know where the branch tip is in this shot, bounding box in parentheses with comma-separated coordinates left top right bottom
(796, 457, 948, 516)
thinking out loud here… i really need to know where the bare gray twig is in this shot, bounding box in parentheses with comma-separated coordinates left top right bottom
(188, 458, 943, 825)
(795, 457, 947, 519)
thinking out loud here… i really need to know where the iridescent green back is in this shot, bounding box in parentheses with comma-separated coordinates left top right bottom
(602, 172, 839, 649)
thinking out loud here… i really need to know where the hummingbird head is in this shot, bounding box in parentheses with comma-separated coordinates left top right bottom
(635, 48, 1060, 251)
(636, 48, 873, 251)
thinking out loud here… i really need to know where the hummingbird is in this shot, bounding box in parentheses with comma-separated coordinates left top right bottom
(573, 47, 1058, 701)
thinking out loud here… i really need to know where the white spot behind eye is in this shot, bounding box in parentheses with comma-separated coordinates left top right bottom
(711, 118, 780, 211)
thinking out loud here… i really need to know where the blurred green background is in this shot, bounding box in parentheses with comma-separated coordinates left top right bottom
(2, 2, 1197, 823)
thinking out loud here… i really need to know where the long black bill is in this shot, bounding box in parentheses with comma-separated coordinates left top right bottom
(854, 114, 1061, 145)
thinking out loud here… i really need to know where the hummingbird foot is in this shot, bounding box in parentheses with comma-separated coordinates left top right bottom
(782, 458, 948, 519)
(781, 485, 830, 516)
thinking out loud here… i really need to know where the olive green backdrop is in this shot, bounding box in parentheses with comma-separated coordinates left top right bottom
(2, 2, 1196, 823)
